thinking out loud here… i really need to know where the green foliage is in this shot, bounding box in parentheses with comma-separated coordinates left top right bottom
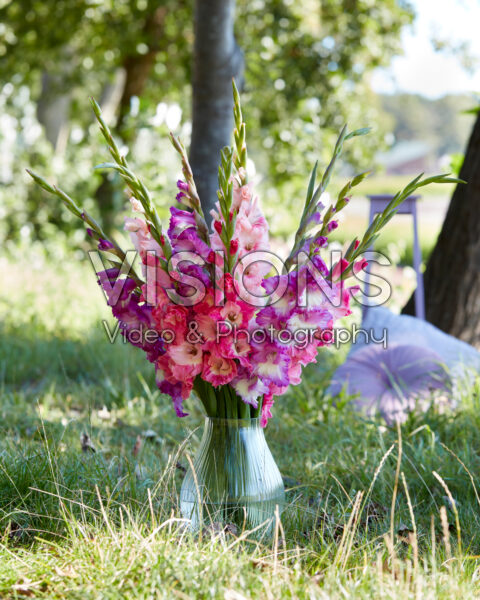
(0, 0, 415, 247)
(0, 0, 191, 104)
(237, 0, 414, 184)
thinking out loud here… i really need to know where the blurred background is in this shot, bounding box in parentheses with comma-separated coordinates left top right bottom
(0, 0, 478, 315)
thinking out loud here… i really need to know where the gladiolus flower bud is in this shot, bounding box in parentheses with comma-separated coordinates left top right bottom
(224, 273, 234, 289)
(314, 235, 328, 249)
(327, 220, 338, 233)
(353, 259, 368, 274)
(98, 239, 114, 251)
(214, 220, 222, 235)
(230, 239, 239, 255)
(332, 258, 349, 280)
(130, 198, 144, 213)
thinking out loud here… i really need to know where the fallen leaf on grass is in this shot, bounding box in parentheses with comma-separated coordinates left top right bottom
(397, 522, 415, 545)
(310, 571, 325, 584)
(224, 590, 250, 600)
(54, 565, 79, 578)
(80, 432, 96, 453)
(202, 522, 239, 538)
(3, 520, 23, 541)
(142, 429, 158, 439)
(11, 579, 43, 597)
(97, 405, 111, 420)
(132, 435, 142, 457)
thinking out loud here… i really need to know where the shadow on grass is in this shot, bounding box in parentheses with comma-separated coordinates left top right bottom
(0, 320, 156, 400)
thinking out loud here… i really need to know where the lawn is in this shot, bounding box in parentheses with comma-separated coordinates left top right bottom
(1, 254, 480, 599)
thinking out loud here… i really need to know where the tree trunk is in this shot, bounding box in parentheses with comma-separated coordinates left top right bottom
(98, 69, 126, 126)
(190, 0, 244, 221)
(402, 111, 480, 346)
(116, 6, 168, 137)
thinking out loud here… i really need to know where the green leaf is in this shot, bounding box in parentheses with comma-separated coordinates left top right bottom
(351, 171, 371, 186)
(305, 161, 318, 207)
(345, 127, 371, 140)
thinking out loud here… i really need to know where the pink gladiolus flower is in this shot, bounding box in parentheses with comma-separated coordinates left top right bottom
(221, 300, 247, 328)
(202, 353, 238, 386)
(169, 342, 203, 368)
(260, 392, 275, 427)
(232, 182, 253, 210)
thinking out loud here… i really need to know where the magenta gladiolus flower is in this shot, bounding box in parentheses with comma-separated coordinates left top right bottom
(97, 269, 164, 363)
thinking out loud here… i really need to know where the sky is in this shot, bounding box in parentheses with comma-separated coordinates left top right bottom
(371, 0, 480, 98)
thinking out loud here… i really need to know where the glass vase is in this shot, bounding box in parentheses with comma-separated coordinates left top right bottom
(180, 417, 285, 535)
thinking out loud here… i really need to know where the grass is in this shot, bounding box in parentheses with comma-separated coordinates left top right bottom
(1, 254, 480, 598)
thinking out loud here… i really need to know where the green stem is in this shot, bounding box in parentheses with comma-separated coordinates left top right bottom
(194, 379, 216, 417)
(224, 386, 236, 420)
(207, 385, 217, 418)
(217, 388, 226, 419)
(252, 397, 263, 419)
(239, 398, 250, 420)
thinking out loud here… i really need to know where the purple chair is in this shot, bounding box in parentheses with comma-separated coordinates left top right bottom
(363, 194, 425, 320)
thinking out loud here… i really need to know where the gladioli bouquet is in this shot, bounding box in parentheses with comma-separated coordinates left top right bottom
(28, 82, 459, 426)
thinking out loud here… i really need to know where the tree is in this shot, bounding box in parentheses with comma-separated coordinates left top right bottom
(402, 111, 480, 346)
(189, 0, 244, 220)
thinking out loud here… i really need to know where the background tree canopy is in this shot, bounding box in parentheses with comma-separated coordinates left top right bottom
(0, 0, 415, 247)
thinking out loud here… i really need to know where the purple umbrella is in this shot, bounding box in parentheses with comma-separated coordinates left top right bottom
(329, 344, 450, 424)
